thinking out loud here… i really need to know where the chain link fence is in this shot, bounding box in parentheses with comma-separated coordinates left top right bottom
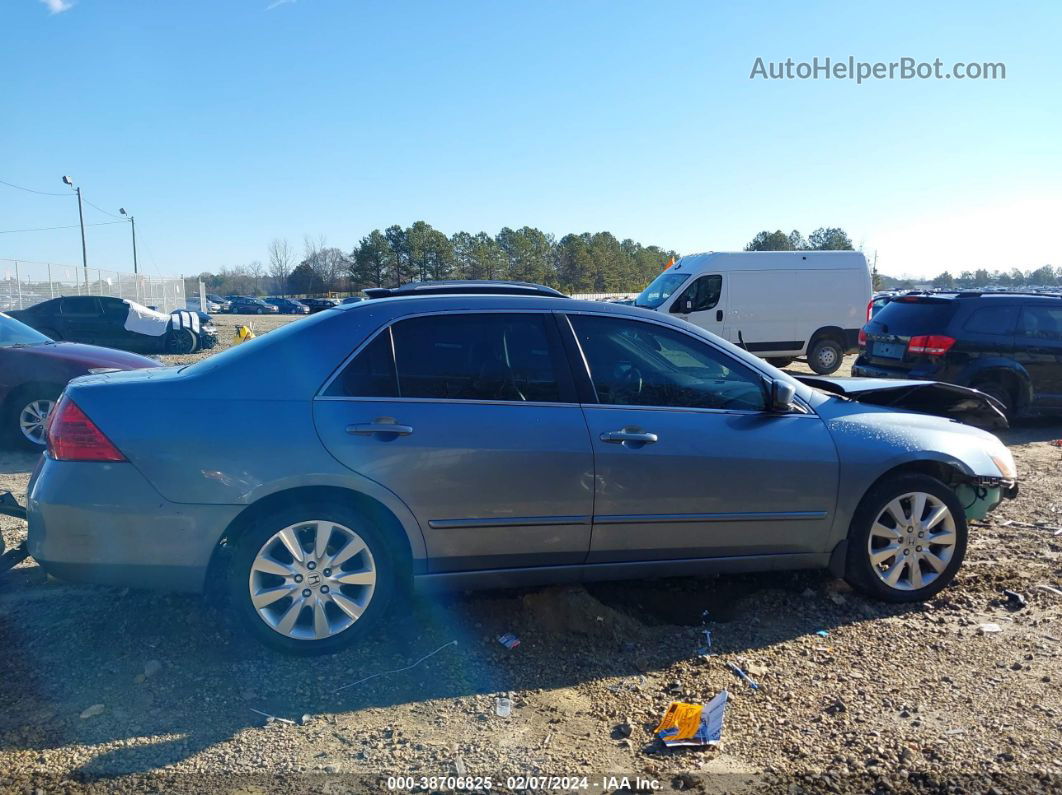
(0, 259, 185, 314)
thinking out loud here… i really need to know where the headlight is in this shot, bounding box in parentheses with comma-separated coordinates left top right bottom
(988, 444, 1017, 480)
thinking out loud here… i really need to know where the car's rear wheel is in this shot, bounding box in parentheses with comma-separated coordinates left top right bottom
(844, 474, 967, 602)
(7, 387, 60, 450)
(229, 504, 396, 654)
(808, 338, 844, 375)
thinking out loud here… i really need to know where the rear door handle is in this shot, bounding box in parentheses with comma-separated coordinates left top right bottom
(346, 420, 414, 436)
(600, 429, 658, 444)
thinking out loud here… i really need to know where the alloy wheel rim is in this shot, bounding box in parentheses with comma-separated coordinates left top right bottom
(867, 491, 956, 591)
(19, 399, 55, 445)
(249, 520, 376, 640)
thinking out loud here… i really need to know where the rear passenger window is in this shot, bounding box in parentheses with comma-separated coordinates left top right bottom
(326, 329, 398, 397)
(1019, 306, 1062, 340)
(59, 297, 100, 316)
(963, 305, 1018, 335)
(392, 313, 568, 402)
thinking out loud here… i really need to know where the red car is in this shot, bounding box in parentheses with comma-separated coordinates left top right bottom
(0, 312, 160, 450)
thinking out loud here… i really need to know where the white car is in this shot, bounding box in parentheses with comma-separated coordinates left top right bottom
(186, 296, 221, 314)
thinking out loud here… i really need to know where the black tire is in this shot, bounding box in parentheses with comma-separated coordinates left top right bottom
(844, 473, 968, 603)
(164, 327, 197, 355)
(808, 338, 844, 375)
(972, 379, 1015, 421)
(5, 385, 61, 451)
(767, 357, 794, 368)
(228, 502, 398, 655)
(255, 307, 264, 315)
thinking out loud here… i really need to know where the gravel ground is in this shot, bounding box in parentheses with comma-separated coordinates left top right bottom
(1, 319, 1060, 793)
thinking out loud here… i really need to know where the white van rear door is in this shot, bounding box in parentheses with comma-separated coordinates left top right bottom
(668, 273, 729, 341)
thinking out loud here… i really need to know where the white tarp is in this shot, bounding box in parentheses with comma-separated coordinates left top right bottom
(123, 300, 199, 337)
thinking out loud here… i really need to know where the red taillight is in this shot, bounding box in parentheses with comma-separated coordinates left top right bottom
(46, 397, 126, 462)
(866, 299, 874, 322)
(908, 335, 956, 356)
(858, 328, 867, 348)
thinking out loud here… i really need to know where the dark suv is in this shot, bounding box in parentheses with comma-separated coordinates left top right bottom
(853, 291, 1062, 416)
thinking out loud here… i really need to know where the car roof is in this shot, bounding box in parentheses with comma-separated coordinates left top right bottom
(364, 280, 566, 299)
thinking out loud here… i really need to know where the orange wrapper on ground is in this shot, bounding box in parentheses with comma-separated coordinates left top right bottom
(653, 691, 728, 747)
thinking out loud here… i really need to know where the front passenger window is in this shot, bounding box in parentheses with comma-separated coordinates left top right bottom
(671, 274, 721, 314)
(570, 315, 766, 411)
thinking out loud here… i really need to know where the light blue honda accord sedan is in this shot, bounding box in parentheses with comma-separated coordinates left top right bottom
(27, 286, 1018, 653)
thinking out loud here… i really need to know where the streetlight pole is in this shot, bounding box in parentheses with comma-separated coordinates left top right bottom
(120, 208, 138, 274)
(62, 176, 88, 287)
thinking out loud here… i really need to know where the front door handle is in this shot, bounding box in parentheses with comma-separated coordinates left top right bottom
(346, 419, 414, 436)
(600, 429, 658, 445)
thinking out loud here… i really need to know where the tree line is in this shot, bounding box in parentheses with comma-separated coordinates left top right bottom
(928, 265, 1062, 289)
(189, 222, 868, 298)
(192, 222, 679, 297)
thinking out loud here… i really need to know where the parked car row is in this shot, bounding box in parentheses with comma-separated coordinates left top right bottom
(24, 282, 1017, 655)
(187, 295, 353, 314)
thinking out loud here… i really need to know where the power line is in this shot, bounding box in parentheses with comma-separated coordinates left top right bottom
(0, 178, 73, 197)
(0, 220, 126, 235)
(83, 197, 125, 219)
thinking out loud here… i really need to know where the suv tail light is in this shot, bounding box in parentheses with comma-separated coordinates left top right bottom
(865, 298, 874, 322)
(858, 328, 867, 348)
(907, 335, 956, 356)
(46, 397, 126, 462)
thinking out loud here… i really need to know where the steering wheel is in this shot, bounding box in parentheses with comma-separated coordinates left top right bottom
(616, 365, 644, 401)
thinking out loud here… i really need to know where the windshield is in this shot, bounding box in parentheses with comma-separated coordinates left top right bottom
(634, 271, 690, 309)
(0, 313, 52, 346)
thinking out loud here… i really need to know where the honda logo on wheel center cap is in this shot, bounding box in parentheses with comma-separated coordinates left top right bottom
(307, 573, 321, 587)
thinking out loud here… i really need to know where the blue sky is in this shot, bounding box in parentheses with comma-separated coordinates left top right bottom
(1, 0, 1059, 279)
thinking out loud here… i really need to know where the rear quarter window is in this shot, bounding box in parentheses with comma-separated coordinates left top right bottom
(867, 300, 958, 335)
(962, 305, 1018, 335)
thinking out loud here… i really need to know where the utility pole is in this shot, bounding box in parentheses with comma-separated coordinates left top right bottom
(120, 208, 138, 274)
(62, 176, 88, 286)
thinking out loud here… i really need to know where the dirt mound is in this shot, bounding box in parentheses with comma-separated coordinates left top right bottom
(521, 585, 649, 642)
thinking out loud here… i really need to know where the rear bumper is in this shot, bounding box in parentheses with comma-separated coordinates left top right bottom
(852, 358, 942, 380)
(26, 457, 239, 593)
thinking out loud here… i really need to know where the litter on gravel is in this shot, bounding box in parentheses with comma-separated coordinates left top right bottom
(494, 696, 512, 718)
(497, 632, 521, 649)
(727, 662, 760, 689)
(654, 691, 728, 747)
(978, 623, 1003, 634)
(249, 708, 295, 725)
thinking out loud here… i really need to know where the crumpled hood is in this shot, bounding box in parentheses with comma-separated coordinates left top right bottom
(796, 375, 1007, 429)
(16, 342, 159, 370)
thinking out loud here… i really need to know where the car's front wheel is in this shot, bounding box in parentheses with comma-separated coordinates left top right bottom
(844, 474, 967, 602)
(165, 327, 198, 354)
(229, 504, 397, 654)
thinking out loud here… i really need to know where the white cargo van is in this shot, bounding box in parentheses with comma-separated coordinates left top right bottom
(634, 251, 871, 374)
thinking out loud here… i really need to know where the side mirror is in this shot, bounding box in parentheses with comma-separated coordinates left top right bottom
(770, 378, 797, 413)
